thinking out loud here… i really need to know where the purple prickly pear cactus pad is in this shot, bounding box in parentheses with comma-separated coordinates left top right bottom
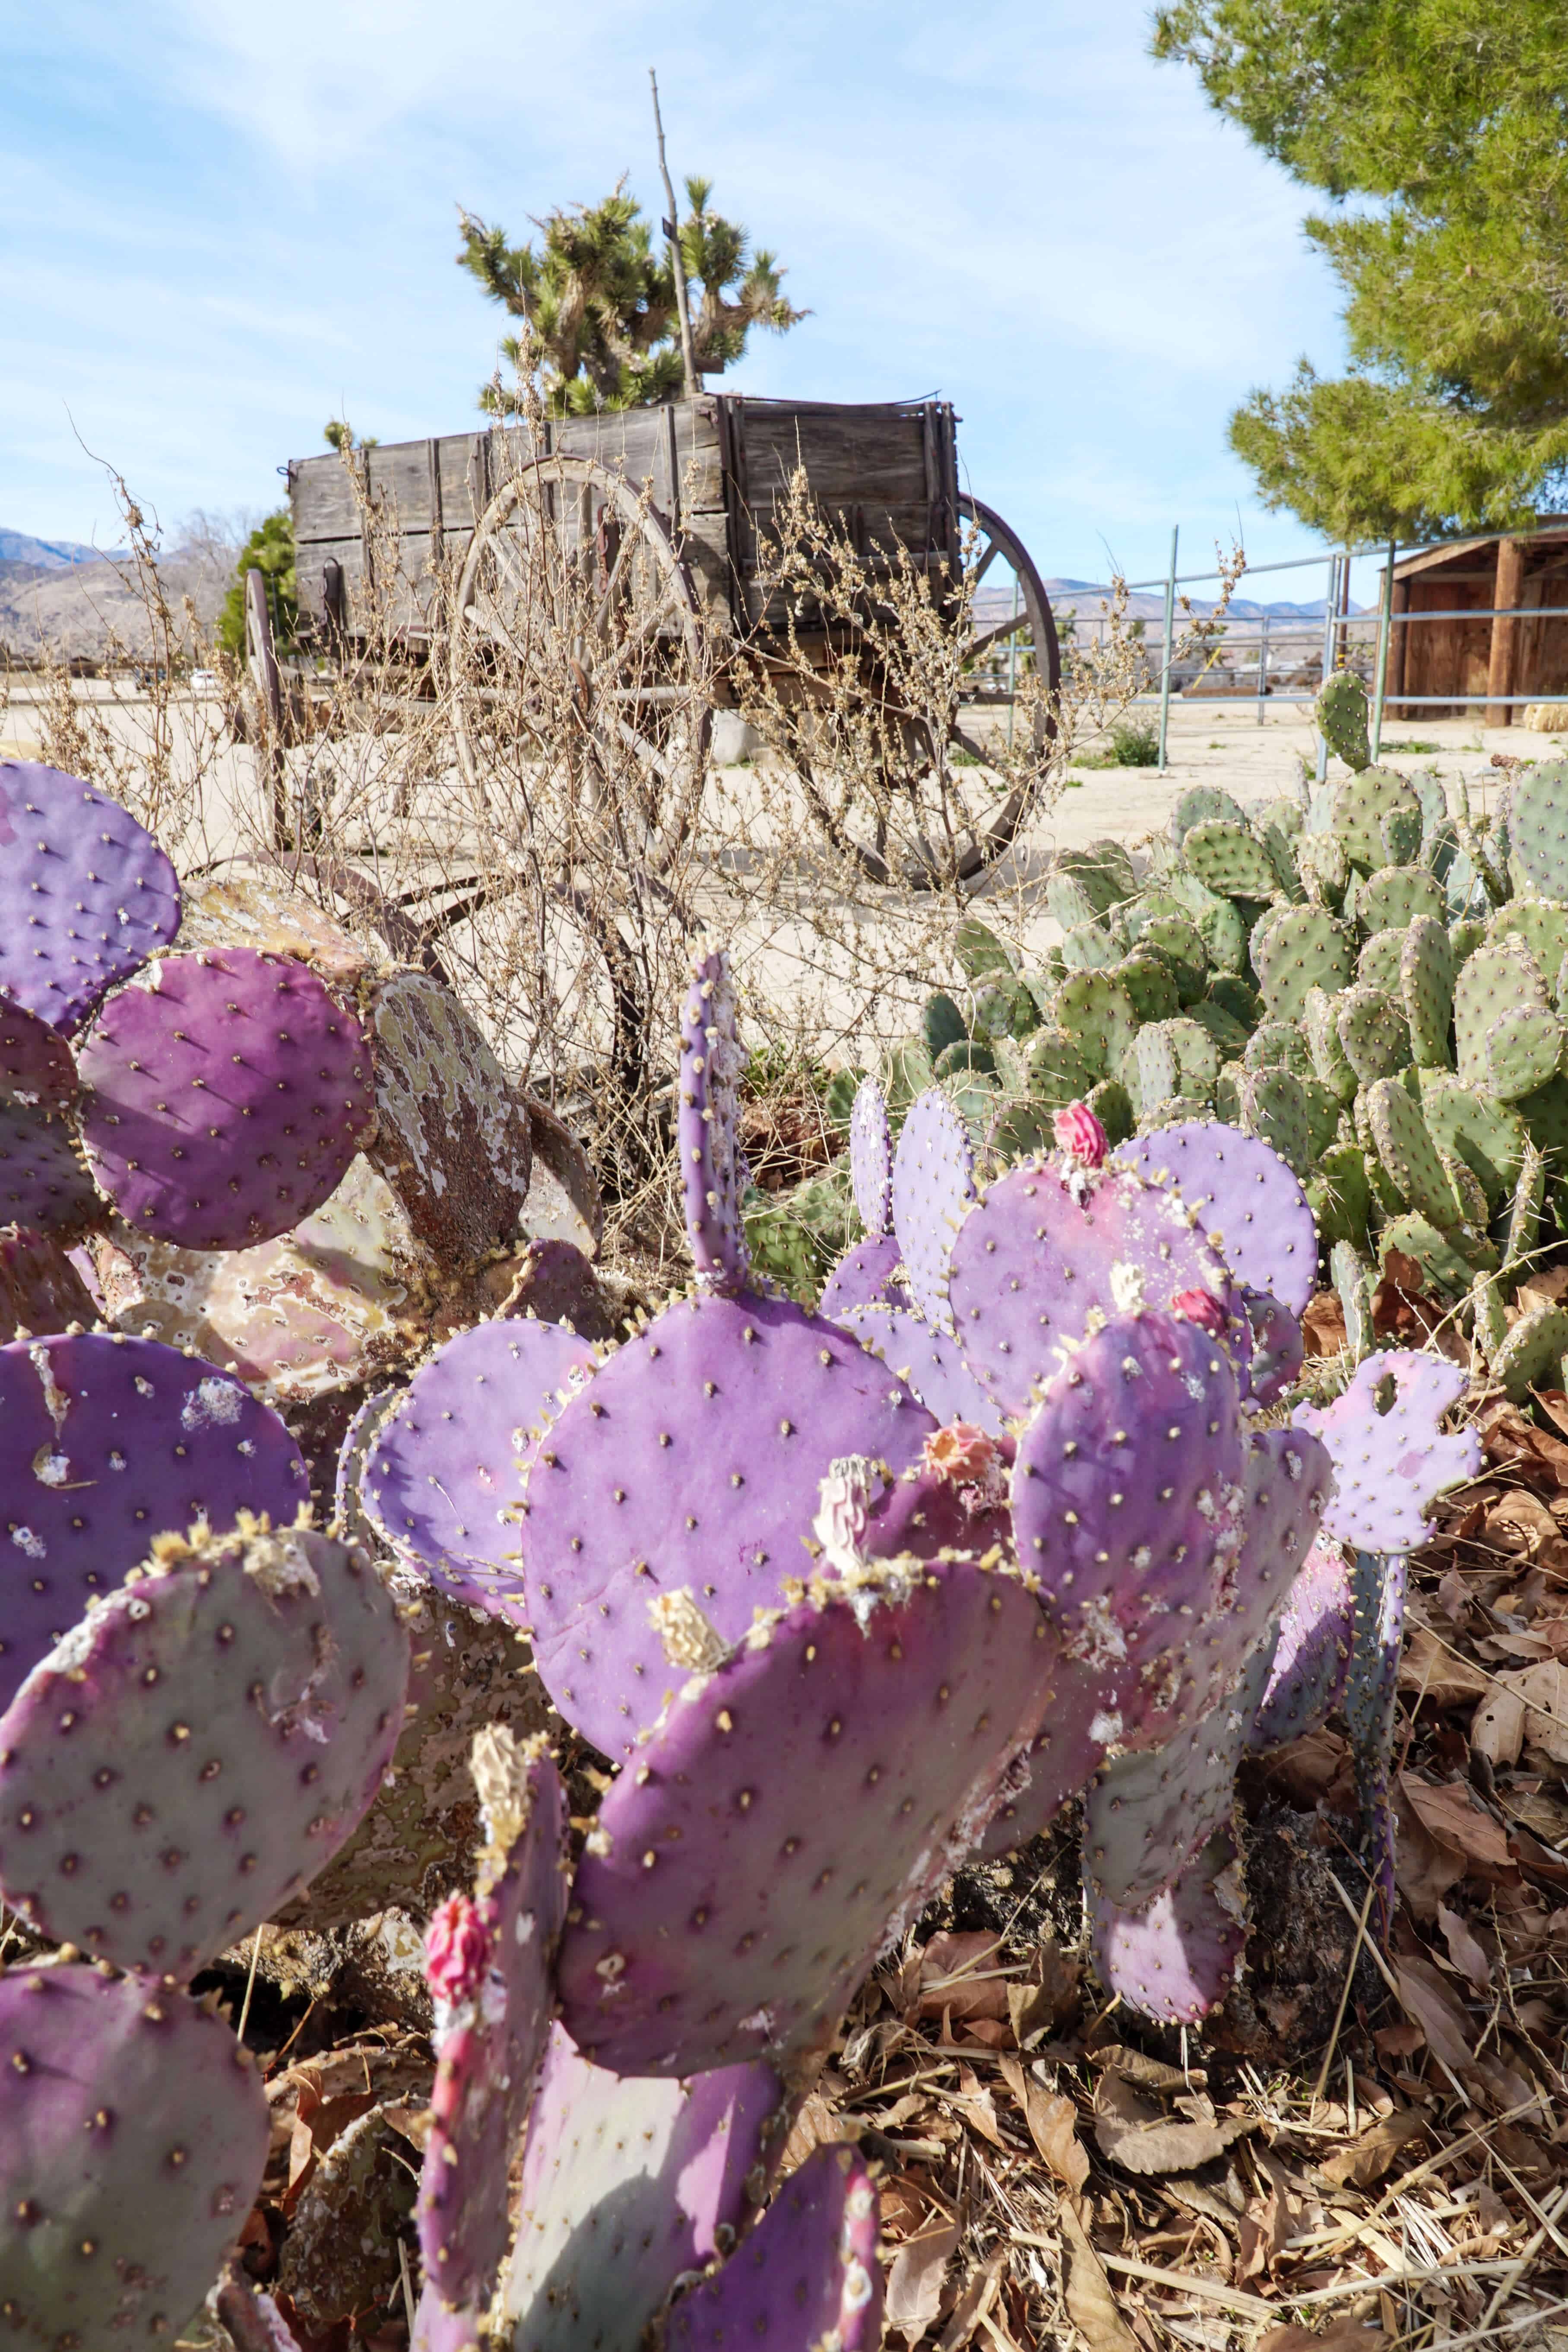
(521, 1291, 936, 1755)
(0, 1961, 268, 2344)
(0, 1001, 77, 1110)
(0, 1228, 99, 1344)
(1091, 1832, 1246, 2026)
(503, 2024, 784, 2352)
(0, 1100, 99, 1236)
(76, 946, 376, 1251)
(0, 1331, 307, 1712)
(1190, 1424, 1332, 1718)
(840, 1303, 1005, 1437)
(948, 1161, 1239, 1420)
(678, 946, 750, 1287)
(890, 1087, 975, 1330)
(973, 1653, 1112, 1861)
(818, 1233, 909, 1322)
(1251, 1534, 1354, 1750)
(417, 1733, 568, 2315)
(1244, 1288, 1305, 1407)
(1008, 1309, 1245, 1749)
(1115, 1121, 1318, 1316)
(0, 1522, 409, 1978)
(361, 1318, 596, 1616)
(1082, 1639, 1276, 1912)
(849, 1075, 893, 1236)
(1293, 1349, 1479, 1553)
(333, 1385, 399, 1538)
(555, 1558, 1051, 2076)
(412, 2292, 481, 2352)
(666, 2143, 882, 2352)
(0, 761, 181, 1033)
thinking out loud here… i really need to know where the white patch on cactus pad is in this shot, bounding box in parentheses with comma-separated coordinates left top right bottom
(1090, 1709, 1124, 1746)
(242, 1531, 322, 1601)
(843, 2258, 875, 2311)
(1109, 1261, 1145, 1313)
(30, 1448, 70, 1488)
(27, 1342, 70, 1436)
(1067, 1594, 1128, 1668)
(181, 1376, 244, 1431)
(1184, 1374, 1207, 1403)
(10, 1525, 45, 1558)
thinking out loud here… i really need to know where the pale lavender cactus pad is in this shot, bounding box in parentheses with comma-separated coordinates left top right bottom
(0, 1102, 99, 1236)
(948, 1161, 1240, 1419)
(417, 1736, 568, 2318)
(1244, 1288, 1305, 1406)
(503, 2025, 783, 2352)
(1007, 1308, 1245, 1750)
(1082, 1639, 1277, 1912)
(555, 1558, 1052, 2076)
(0, 1331, 308, 1712)
(1190, 1424, 1332, 1718)
(818, 1234, 909, 1322)
(0, 1961, 269, 2346)
(412, 2293, 481, 2352)
(849, 1075, 893, 1235)
(1115, 1121, 1318, 1315)
(0, 1001, 77, 1110)
(0, 761, 181, 1032)
(361, 1319, 596, 1616)
(333, 1385, 399, 1540)
(890, 1086, 975, 1330)
(1090, 1831, 1247, 2026)
(0, 1522, 409, 1979)
(1251, 1534, 1355, 1749)
(839, 1302, 1005, 1436)
(678, 947, 750, 1288)
(76, 946, 376, 1250)
(520, 1291, 936, 1755)
(665, 2143, 883, 2352)
(1293, 1349, 1479, 1553)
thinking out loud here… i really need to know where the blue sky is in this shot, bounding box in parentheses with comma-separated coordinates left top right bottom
(2, 0, 1363, 598)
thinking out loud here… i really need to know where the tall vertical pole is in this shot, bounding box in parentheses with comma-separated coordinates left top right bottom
(1257, 609, 1269, 727)
(649, 70, 700, 398)
(1370, 536, 1397, 764)
(1157, 525, 1179, 774)
(1315, 552, 1340, 786)
(1006, 571, 1020, 751)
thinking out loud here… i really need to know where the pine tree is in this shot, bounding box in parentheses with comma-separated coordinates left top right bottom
(1152, 0, 1568, 539)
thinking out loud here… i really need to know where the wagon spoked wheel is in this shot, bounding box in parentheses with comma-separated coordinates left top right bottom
(450, 454, 711, 876)
(948, 494, 1061, 876)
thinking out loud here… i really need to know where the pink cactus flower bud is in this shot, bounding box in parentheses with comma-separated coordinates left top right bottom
(1053, 1101, 1107, 1169)
(1171, 1288, 1226, 1336)
(923, 1422, 997, 1486)
(424, 1891, 491, 2005)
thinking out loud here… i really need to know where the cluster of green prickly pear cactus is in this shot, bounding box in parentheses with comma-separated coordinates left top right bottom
(789, 676, 1568, 1391)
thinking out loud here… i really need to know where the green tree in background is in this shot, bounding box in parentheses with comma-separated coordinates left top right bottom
(217, 511, 297, 661)
(457, 176, 806, 417)
(1151, 0, 1568, 540)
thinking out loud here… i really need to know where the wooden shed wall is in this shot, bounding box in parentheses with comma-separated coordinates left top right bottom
(1384, 534, 1568, 718)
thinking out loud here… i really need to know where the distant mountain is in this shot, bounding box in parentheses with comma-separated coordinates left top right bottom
(1039, 577, 1362, 623)
(0, 529, 124, 570)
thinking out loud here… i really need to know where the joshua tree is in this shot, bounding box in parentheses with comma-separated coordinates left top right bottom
(458, 175, 805, 417)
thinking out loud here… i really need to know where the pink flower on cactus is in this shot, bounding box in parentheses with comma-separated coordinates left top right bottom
(424, 1892, 491, 2006)
(1053, 1101, 1107, 1169)
(923, 1421, 997, 1486)
(1170, 1288, 1226, 1336)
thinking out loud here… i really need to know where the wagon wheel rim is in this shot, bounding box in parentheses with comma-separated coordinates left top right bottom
(450, 455, 711, 877)
(949, 494, 1061, 877)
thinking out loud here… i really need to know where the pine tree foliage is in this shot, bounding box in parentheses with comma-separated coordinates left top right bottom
(1152, 0, 1568, 539)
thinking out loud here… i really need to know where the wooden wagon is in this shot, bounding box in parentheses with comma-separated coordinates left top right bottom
(285, 394, 1059, 871)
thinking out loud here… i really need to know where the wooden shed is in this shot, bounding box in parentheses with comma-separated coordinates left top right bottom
(1381, 523, 1568, 720)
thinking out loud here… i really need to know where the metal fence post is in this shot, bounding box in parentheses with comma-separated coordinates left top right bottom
(1369, 536, 1397, 763)
(1157, 525, 1178, 772)
(1257, 610, 1269, 727)
(1314, 552, 1340, 786)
